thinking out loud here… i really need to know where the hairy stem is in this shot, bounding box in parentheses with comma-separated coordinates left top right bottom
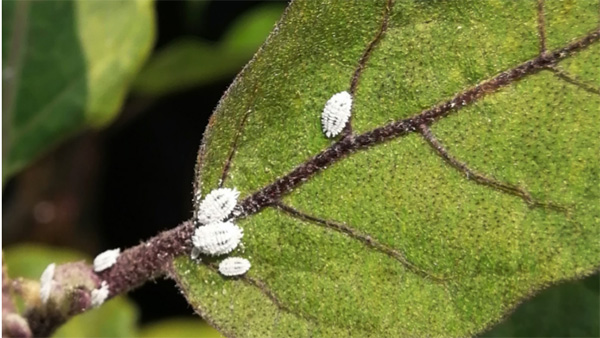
(24, 221, 194, 337)
(97, 221, 194, 296)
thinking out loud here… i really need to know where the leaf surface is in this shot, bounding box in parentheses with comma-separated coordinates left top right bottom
(172, 0, 600, 336)
(2, 0, 154, 181)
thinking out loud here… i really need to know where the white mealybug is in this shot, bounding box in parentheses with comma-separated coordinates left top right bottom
(91, 281, 110, 308)
(196, 188, 240, 225)
(192, 221, 243, 256)
(93, 248, 121, 272)
(39, 263, 56, 304)
(218, 257, 251, 277)
(321, 91, 352, 138)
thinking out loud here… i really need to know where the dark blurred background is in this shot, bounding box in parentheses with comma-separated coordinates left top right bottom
(3, 0, 286, 324)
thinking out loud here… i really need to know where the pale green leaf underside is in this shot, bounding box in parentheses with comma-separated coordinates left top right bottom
(2, 0, 154, 181)
(173, 0, 599, 337)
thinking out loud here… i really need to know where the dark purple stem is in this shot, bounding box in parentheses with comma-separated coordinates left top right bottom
(97, 221, 195, 296)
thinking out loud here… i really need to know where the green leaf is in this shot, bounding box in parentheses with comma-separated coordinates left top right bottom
(483, 273, 599, 337)
(138, 318, 223, 338)
(3, 244, 139, 338)
(2, 0, 155, 182)
(3, 244, 83, 279)
(220, 5, 287, 54)
(131, 4, 284, 97)
(173, 0, 600, 337)
(53, 297, 138, 338)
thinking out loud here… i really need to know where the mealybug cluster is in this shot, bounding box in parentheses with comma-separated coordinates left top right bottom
(193, 187, 251, 277)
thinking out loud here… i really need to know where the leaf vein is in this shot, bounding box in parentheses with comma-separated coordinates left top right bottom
(536, 0, 547, 54)
(549, 65, 600, 95)
(343, 0, 393, 137)
(418, 124, 569, 213)
(219, 85, 260, 188)
(273, 201, 447, 283)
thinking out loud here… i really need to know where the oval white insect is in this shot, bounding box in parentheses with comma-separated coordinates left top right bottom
(39, 263, 56, 304)
(93, 248, 121, 272)
(218, 257, 251, 277)
(192, 221, 243, 256)
(196, 188, 240, 225)
(91, 281, 110, 308)
(321, 91, 352, 138)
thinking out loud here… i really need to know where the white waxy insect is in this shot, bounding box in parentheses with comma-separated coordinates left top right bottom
(93, 248, 121, 272)
(218, 257, 251, 276)
(196, 188, 240, 225)
(91, 281, 110, 308)
(39, 263, 55, 304)
(192, 221, 243, 256)
(321, 91, 352, 138)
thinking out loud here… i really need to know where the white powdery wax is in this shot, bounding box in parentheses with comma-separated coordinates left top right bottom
(192, 221, 243, 256)
(218, 257, 251, 276)
(196, 188, 240, 225)
(321, 91, 352, 138)
(91, 281, 110, 308)
(39, 263, 56, 304)
(93, 248, 120, 272)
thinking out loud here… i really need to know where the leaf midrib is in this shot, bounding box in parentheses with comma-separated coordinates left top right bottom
(234, 28, 600, 219)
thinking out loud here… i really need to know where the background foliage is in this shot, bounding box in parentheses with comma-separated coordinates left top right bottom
(2, 0, 598, 337)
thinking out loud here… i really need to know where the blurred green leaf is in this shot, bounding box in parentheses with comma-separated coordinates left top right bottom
(138, 318, 224, 338)
(483, 273, 600, 337)
(3, 244, 139, 338)
(221, 5, 287, 54)
(2, 0, 155, 182)
(131, 4, 284, 97)
(173, 0, 600, 337)
(131, 38, 241, 96)
(53, 297, 138, 338)
(3, 244, 84, 279)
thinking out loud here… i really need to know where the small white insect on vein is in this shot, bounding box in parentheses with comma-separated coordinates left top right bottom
(91, 281, 110, 308)
(93, 248, 121, 272)
(321, 91, 353, 138)
(218, 257, 251, 277)
(192, 221, 243, 256)
(196, 188, 240, 225)
(39, 263, 56, 304)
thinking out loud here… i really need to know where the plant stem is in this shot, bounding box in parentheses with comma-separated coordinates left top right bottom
(24, 221, 194, 337)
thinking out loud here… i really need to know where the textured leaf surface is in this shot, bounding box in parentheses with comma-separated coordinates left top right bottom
(173, 0, 600, 337)
(2, 0, 154, 181)
(3, 244, 138, 338)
